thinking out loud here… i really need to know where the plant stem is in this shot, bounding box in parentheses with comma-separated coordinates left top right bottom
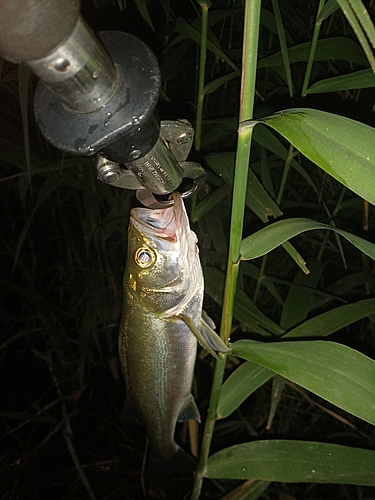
(253, 254, 267, 305)
(276, 143, 294, 205)
(194, 1, 210, 153)
(239, 2, 261, 123)
(316, 185, 347, 261)
(191, 0, 209, 221)
(190, 1, 261, 497)
(301, 0, 326, 96)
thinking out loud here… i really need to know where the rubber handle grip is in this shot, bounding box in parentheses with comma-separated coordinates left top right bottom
(0, 0, 80, 62)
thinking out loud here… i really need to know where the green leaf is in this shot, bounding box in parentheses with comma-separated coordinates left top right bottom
(271, 0, 293, 97)
(231, 340, 375, 425)
(253, 124, 322, 195)
(205, 152, 283, 222)
(258, 37, 368, 69)
(266, 374, 286, 429)
(134, 0, 154, 30)
(317, 0, 340, 22)
(261, 6, 295, 45)
(205, 152, 314, 273)
(347, 0, 375, 48)
(204, 70, 241, 95)
(306, 68, 375, 94)
(283, 297, 375, 338)
(208, 8, 243, 27)
(174, 17, 237, 70)
(240, 217, 375, 261)
(193, 184, 230, 221)
(280, 259, 323, 329)
(250, 109, 375, 205)
(206, 440, 375, 484)
(204, 266, 284, 336)
(218, 362, 274, 419)
(336, 0, 375, 72)
(203, 209, 228, 254)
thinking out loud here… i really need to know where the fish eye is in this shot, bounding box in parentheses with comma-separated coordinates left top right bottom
(134, 247, 155, 268)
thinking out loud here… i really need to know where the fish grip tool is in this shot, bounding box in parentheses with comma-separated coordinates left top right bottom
(96, 120, 206, 209)
(0, 0, 206, 208)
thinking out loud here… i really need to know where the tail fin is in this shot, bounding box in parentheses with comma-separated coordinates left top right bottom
(148, 446, 196, 485)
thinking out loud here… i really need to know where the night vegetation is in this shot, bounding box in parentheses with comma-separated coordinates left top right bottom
(1, 0, 375, 499)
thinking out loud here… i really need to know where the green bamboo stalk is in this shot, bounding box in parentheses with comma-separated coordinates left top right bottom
(190, 1, 262, 498)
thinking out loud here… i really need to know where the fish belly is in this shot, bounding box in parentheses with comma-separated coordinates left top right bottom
(119, 302, 197, 461)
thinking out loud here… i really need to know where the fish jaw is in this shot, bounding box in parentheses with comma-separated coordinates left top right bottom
(130, 191, 185, 243)
(125, 192, 203, 315)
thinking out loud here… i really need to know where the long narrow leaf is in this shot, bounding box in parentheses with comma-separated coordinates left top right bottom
(206, 440, 375, 484)
(204, 154, 309, 272)
(336, 0, 375, 72)
(307, 68, 375, 94)
(258, 37, 368, 68)
(174, 17, 238, 70)
(205, 152, 283, 222)
(204, 266, 284, 336)
(318, 0, 341, 22)
(231, 339, 375, 425)
(218, 362, 274, 419)
(283, 297, 375, 338)
(346, 0, 375, 47)
(280, 259, 323, 329)
(245, 109, 375, 205)
(271, 0, 293, 97)
(240, 217, 375, 261)
(134, 0, 154, 30)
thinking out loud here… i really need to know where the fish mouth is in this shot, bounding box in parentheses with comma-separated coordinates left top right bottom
(130, 192, 186, 242)
(130, 191, 202, 315)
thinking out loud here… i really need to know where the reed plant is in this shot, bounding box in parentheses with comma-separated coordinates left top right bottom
(1, 1, 375, 499)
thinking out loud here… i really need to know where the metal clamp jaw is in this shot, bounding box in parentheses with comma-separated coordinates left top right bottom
(96, 120, 206, 208)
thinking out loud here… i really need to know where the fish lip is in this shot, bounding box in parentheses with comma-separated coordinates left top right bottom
(130, 192, 185, 242)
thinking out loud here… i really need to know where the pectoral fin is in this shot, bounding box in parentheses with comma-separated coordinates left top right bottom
(178, 394, 201, 422)
(202, 309, 216, 329)
(179, 313, 231, 359)
(200, 316, 231, 355)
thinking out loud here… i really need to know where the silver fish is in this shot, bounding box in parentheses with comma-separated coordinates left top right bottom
(119, 191, 228, 477)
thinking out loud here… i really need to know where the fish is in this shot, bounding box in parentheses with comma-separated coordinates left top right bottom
(118, 191, 229, 480)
